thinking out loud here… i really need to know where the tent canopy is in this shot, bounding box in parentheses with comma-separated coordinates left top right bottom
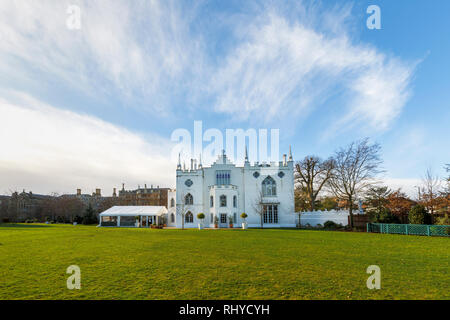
(99, 206, 168, 217)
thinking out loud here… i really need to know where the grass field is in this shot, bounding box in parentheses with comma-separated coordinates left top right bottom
(0, 223, 448, 300)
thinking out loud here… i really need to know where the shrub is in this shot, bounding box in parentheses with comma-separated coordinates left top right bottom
(73, 215, 83, 224)
(241, 213, 248, 219)
(409, 205, 432, 225)
(323, 220, 344, 230)
(370, 208, 400, 224)
(435, 214, 450, 226)
(197, 213, 205, 220)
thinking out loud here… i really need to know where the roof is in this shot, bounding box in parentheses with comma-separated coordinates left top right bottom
(99, 206, 168, 216)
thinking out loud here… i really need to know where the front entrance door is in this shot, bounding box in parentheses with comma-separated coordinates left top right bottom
(219, 214, 227, 228)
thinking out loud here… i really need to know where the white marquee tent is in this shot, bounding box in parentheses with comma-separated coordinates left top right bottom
(99, 206, 168, 227)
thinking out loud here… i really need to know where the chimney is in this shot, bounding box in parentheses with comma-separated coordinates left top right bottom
(113, 188, 117, 197)
(283, 154, 287, 166)
(145, 184, 147, 190)
(96, 189, 101, 197)
(122, 183, 125, 191)
(77, 189, 81, 196)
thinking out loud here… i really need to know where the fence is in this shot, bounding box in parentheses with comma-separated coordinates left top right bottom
(350, 214, 370, 231)
(367, 223, 450, 237)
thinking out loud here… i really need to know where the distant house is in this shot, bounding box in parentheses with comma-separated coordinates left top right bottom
(98, 206, 168, 227)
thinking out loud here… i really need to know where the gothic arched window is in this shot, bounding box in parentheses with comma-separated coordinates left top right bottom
(170, 213, 175, 223)
(233, 195, 237, 208)
(185, 193, 193, 205)
(170, 198, 175, 207)
(262, 176, 276, 196)
(210, 196, 214, 207)
(220, 195, 227, 207)
(185, 211, 193, 223)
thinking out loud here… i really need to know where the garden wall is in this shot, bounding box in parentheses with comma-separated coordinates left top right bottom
(298, 210, 350, 227)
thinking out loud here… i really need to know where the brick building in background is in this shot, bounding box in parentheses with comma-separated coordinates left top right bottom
(118, 184, 169, 207)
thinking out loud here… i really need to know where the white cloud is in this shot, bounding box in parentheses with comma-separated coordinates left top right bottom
(0, 92, 175, 195)
(383, 178, 422, 199)
(0, 1, 420, 193)
(0, 0, 203, 114)
(0, 1, 415, 129)
(211, 12, 415, 132)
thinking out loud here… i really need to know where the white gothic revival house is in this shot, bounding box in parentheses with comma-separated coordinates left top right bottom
(166, 149, 295, 228)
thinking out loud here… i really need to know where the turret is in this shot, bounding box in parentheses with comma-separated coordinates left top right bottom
(177, 153, 182, 170)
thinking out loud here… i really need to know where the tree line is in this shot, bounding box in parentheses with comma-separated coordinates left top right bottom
(0, 192, 115, 225)
(294, 138, 450, 228)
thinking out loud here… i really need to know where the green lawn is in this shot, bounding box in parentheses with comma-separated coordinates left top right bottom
(0, 224, 448, 300)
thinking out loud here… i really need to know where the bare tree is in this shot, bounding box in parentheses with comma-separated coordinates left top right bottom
(444, 164, 450, 195)
(364, 186, 392, 213)
(252, 191, 265, 229)
(295, 156, 335, 211)
(418, 168, 441, 215)
(328, 138, 384, 229)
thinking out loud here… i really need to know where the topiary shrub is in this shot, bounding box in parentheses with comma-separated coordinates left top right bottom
(197, 213, 205, 220)
(409, 205, 432, 225)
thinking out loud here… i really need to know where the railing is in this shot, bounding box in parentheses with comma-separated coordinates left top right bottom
(367, 223, 450, 237)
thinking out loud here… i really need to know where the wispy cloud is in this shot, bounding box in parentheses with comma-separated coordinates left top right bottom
(211, 10, 415, 133)
(0, 0, 204, 115)
(0, 1, 420, 193)
(0, 0, 415, 130)
(0, 92, 175, 194)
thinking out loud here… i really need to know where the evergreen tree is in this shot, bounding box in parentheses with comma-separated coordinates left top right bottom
(408, 205, 432, 225)
(82, 204, 98, 225)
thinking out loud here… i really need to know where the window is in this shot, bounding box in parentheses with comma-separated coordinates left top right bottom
(185, 193, 193, 205)
(220, 214, 227, 224)
(170, 198, 175, 207)
(210, 213, 214, 223)
(263, 205, 278, 224)
(210, 196, 214, 207)
(216, 170, 231, 185)
(220, 195, 227, 207)
(170, 213, 175, 223)
(185, 211, 193, 223)
(233, 212, 237, 222)
(233, 195, 237, 208)
(262, 176, 276, 196)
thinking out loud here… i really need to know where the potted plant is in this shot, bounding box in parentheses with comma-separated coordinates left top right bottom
(241, 213, 248, 229)
(228, 215, 234, 228)
(214, 215, 219, 229)
(197, 213, 205, 230)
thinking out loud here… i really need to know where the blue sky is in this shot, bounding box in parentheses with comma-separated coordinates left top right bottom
(0, 0, 449, 196)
